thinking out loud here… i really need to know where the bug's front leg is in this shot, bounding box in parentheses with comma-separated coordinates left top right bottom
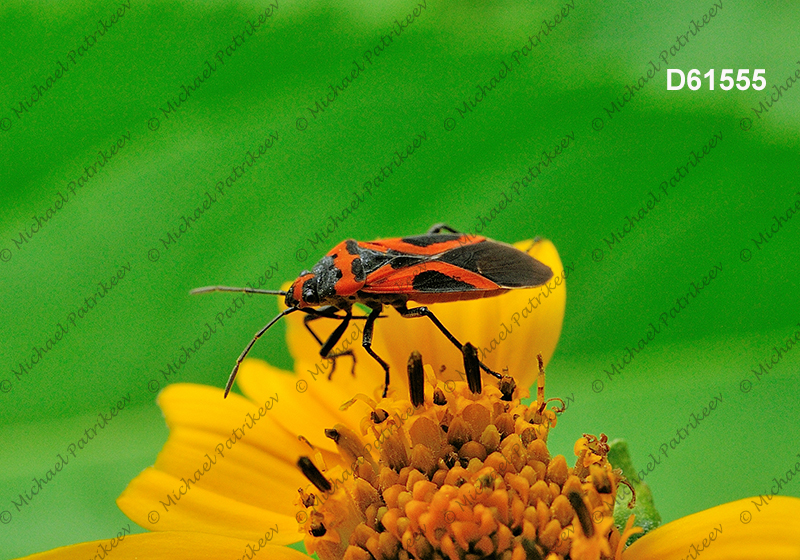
(426, 223, 460, 234)
(302, 306, 356, 378)
(303, 306, 346, 344)
(361, 305, 392, 397)
(395, 304, 502, 380)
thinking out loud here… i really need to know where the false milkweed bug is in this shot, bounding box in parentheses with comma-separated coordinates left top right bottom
(192, 223, 553, 398)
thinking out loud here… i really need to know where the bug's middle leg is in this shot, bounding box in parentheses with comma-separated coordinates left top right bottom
(361, 305, 392, 397)
(426, 223, 460, 234)
(395, 303, 502, 379)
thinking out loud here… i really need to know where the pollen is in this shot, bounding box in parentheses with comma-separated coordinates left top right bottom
(297, 355, 638, 560)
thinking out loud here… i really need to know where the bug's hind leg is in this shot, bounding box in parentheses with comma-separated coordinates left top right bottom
(395, 304, 502, 380)
(361, 305, 392, 397)
(302, 306, 356, 379)
(426, 223, 460, 234)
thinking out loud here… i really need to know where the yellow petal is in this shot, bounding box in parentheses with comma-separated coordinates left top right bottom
(15, 531, 307, 560)
(236, 358, 370, 454)
(117, 383, 335, 544)
(153, 425, 306, 516)
(116, 467, 300, 545)
(371, 238, 566, 391)
(623, 496, 800, 560)
(156, 383, 314, 465)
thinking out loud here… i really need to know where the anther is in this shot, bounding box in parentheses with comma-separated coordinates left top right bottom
(547, 397, 566, 413)
(499, 375, 516, 401)
(298, 435, 315, 450)
(536, 353, 546, 409)
(371, 409, 389, 424)
(309, 519, 327, 537)
(567, 491, 594, 538)
(324, 424, 378, 473)
(297, 456, 332, 492)
(521, 540, 545, 560)
(407, 351, 425, 407)
(620, 478, 637, 508)
(298, 488, 316, 507)
(324, 428, 340, 443)
(433, 388, 447, 405)
(462, 342, 482, 394)
(584, 433, 610, 456)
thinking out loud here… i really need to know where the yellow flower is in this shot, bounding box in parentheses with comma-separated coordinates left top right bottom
(294, 361, 638, 560)
(15, 238, 800, 560)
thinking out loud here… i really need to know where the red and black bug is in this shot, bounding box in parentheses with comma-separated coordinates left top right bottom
(192, 224, 553, 398)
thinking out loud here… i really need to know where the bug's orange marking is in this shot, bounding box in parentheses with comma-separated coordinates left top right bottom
(292, 272, 315, 307)
(363, 260, 500, 294)
(325, 241, 366, 297)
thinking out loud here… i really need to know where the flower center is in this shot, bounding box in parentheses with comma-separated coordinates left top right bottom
(295, 355, 641, 560)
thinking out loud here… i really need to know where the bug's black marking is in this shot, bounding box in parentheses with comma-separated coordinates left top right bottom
(412, 270, 477, 293)
(401, 233, 462, 247)
(312, 256, 343, 300)
(357, 247, 394, 275)
(438, 240, 553, 288)
(345, 239, 360, 255)
(351, 258, 365, 282)
(387, 254, 428, 269)
(298, 456, 332, 492)
(356, 291, 408, 310)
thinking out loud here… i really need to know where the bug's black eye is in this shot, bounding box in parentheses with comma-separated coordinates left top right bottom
(302, 276, 319, 305)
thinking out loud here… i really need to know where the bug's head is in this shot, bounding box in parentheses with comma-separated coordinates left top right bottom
(287, 256, 343, 308)
(286, 271, 319, 309)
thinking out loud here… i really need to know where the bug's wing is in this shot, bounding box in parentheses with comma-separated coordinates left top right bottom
(361, 240, 552, 295)
(437, 240, 553, 288)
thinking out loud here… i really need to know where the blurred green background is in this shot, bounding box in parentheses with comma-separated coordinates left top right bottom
(1, 0, 799, 557)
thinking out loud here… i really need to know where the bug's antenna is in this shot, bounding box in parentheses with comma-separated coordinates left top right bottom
(224, 307, 298, 397)
(191, 285, 288, 296)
